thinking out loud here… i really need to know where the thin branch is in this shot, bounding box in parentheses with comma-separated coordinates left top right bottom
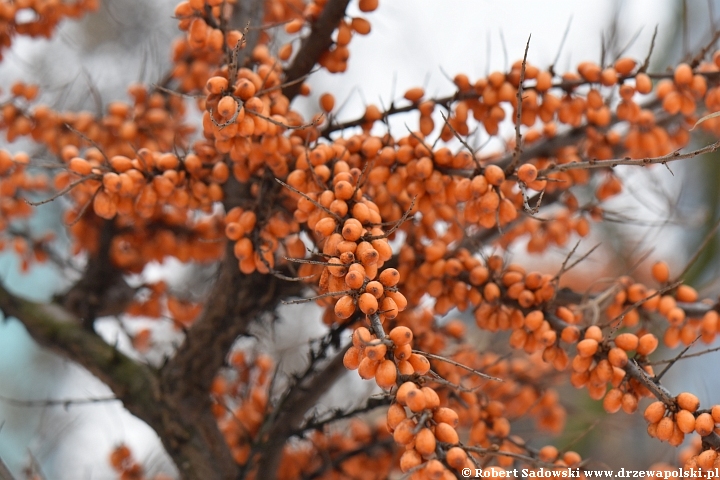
(672, 214, 720, 283)
(282, 0, 352, 100)
(507, 35, 531, 173)
(655, 335, 701, 381)
(0, 394, 118, 409)
(538, 140, 720, 175)
(411, 350, 502, 382)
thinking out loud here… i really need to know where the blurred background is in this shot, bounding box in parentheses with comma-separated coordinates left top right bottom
(2, 0, 720, 477)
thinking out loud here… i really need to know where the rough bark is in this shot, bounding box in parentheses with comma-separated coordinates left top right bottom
(282, 0, 352, 100)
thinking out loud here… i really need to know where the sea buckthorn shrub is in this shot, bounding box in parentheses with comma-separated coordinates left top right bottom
(5, 1, 720, 479)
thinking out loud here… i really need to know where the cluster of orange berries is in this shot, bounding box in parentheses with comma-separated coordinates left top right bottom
(277, 422, 394, 479)
(212, 350, 273, 465)
(343, 326, 428, 388)
(108, 443, 173, 480)
(643, 393, 720, 449)
(0, 0, 98, 61)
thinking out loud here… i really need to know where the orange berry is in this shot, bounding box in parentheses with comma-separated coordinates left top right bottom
(636, 333, 659, 356)
(676, 285, 698, 302)
(218, 96, 238, 118)
(358, 292, 378, 315)
(387, 403, 407, 430)
(334, 295, 356, 319)
(614, 57, 637, 75)
(342, 218, 363, 241)
(676, 409, 696, 433)
(602, 388, 623, 413)
(433, 407, 459, 428)
(375, 359, 398, 389)
(399, 449, 422, 472)
(484, 165, 505, 186)
(389, 326, 413, 346)
(393, 418, 416, 445)
(405, 388, 427, 412)
(379, 268, 400, 287)
(314, 217, 338, 237)
(415, 428, 436, 456)
(677, 392, 700, 413)
(396, 381, 418, 405)
(343, 346, 361, 370)
(656, 417, 674, 441)
(357, 356, 379, 379)
(446, 446, 467, 469)
(576, 338, 598, 357)
(517, 163, 538, 183)
(407, 353, 430, 375)
(674, 63, 693, 86)
(434, 422, 459, 444)
(404, 87, 424, 103)
(644, 401, 666, 423)
(635, 73, 652, 94)
(319, 93, 335, 112)
(696, 413, 715, 436)
(69, 157, 92, 175)
(614, 333, 639, 351)
(358, 0, 378, 12)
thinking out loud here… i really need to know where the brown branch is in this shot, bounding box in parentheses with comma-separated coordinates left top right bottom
(255, 346, 350, 480)
(0, 283, 247, 479)
(282, 0, 352, 101)
(538, 140, 720, 175)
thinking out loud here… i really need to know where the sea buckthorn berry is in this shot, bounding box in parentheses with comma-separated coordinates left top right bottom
(387, 403, 407, 430)
(421, 387, 440, 409)
(517, 163, 538, 183)
(656, 417, 674, 442)
(446, 447, 467, 469)
(343, 346, 361, 370)
(365, 343, 387, 361)
(379, 268, 400, 287)
(334, 295, 356, 319)
(393, 418, 416, 445)
(636, 73, 652, 94)
(644, 401, 666, 423)
(674, 63, 693, 86)
(614, 333, 639, 351)
(637, 333, 659, 356)
(676, 285, 698, 302)
(584, 325, 603, 341)
(607, 347, 628, 368)
(677, 392, 700, 412)
(405, 388, 427, 412)
(415, 427, 436, 457)
(389, 326, 413, 346)
(319, 93, 335, 112)
(538, 446, 559, 462)
(358, 292, 378, 315)
(695, 413, 714, 436)
(69, 157, 92, 175)
(576, 338, 598, 357)
(375, 359, 397, 389)
(407, 353, 430, 375)
(396, 382, 418, 404)
(434, 422, 459, 444)
(614, 57, 637, 75)
(433, 407, 459, 427)
(676, 409, 696, 433)
(357, 357, 379, 379)
(484, 165, 505, 185)
(342, 218, 363, 241)
(399, 449, 422, 472)
(603, 388, 623, 413)
(712, 405, 720, 423)
(218, 95, 238, 118)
